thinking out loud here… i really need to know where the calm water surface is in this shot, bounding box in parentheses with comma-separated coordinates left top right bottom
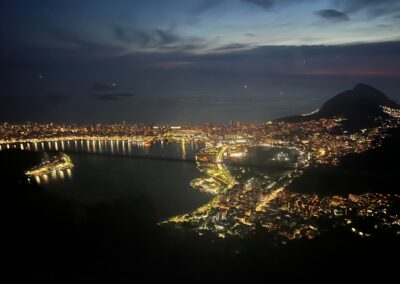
(29, 140, 209, 219)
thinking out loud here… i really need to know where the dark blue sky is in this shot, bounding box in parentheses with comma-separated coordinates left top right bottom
(1, 0, 400, 124)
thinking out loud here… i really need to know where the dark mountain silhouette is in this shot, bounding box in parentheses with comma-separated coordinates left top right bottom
(278, 83, 399, 130)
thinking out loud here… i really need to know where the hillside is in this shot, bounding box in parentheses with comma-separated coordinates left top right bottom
(278, 83, 399, 130)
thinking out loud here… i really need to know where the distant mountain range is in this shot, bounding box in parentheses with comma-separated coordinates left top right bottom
(278, 83, 400, 130)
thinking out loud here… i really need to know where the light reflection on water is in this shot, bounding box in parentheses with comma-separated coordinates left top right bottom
(1, 140, 213, 218)
(34, 169, 72, 184)
(4, 140, 203, 184)
(12, 140, 202, 160)
(14, 141, 209, 218)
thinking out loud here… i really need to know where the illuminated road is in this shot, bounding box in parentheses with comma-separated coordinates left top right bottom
(255, 187, 284, 212)
(215, 145, 237, 188)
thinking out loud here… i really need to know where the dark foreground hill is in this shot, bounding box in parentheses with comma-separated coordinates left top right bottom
(1, 149, 399, 283)
(279, 83, 399, 130)
(287, 128, 400, 196)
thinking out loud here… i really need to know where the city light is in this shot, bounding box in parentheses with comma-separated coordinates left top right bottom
(1, 111, 400, 241)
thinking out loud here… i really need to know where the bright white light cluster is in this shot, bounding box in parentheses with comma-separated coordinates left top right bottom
(381, 106, 400, 118)
(301, 109, 319, 117)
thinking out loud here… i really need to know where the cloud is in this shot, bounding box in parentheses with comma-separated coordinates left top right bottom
(242, 0, 276, 10)
(38, 94, 70, 102)
(212, 43, 254, 52)
(90, 92, 135, 101)
(241, 0, 301, 11)
(113, 26, 153, 46)
(333, 0, 400, 17)
(337, 0, 398, 10)
(92, 82, 116, 92)
(2, 40, 400, 124)
(289, 68, 400, 77)
(245, 33, 256, 37)
(112, 25, 206, 52)
(148, 61, 195, 70)
(316, 9, 350, 22)
(154, 29, 181, 45)
(47, 27, 123, 56)
(113, 25, 182, 47)
(191, 0, 224, 14)
(175, 40, 400, 79)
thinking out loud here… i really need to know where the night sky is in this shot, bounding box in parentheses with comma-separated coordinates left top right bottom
(1, 0, 400, 124)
